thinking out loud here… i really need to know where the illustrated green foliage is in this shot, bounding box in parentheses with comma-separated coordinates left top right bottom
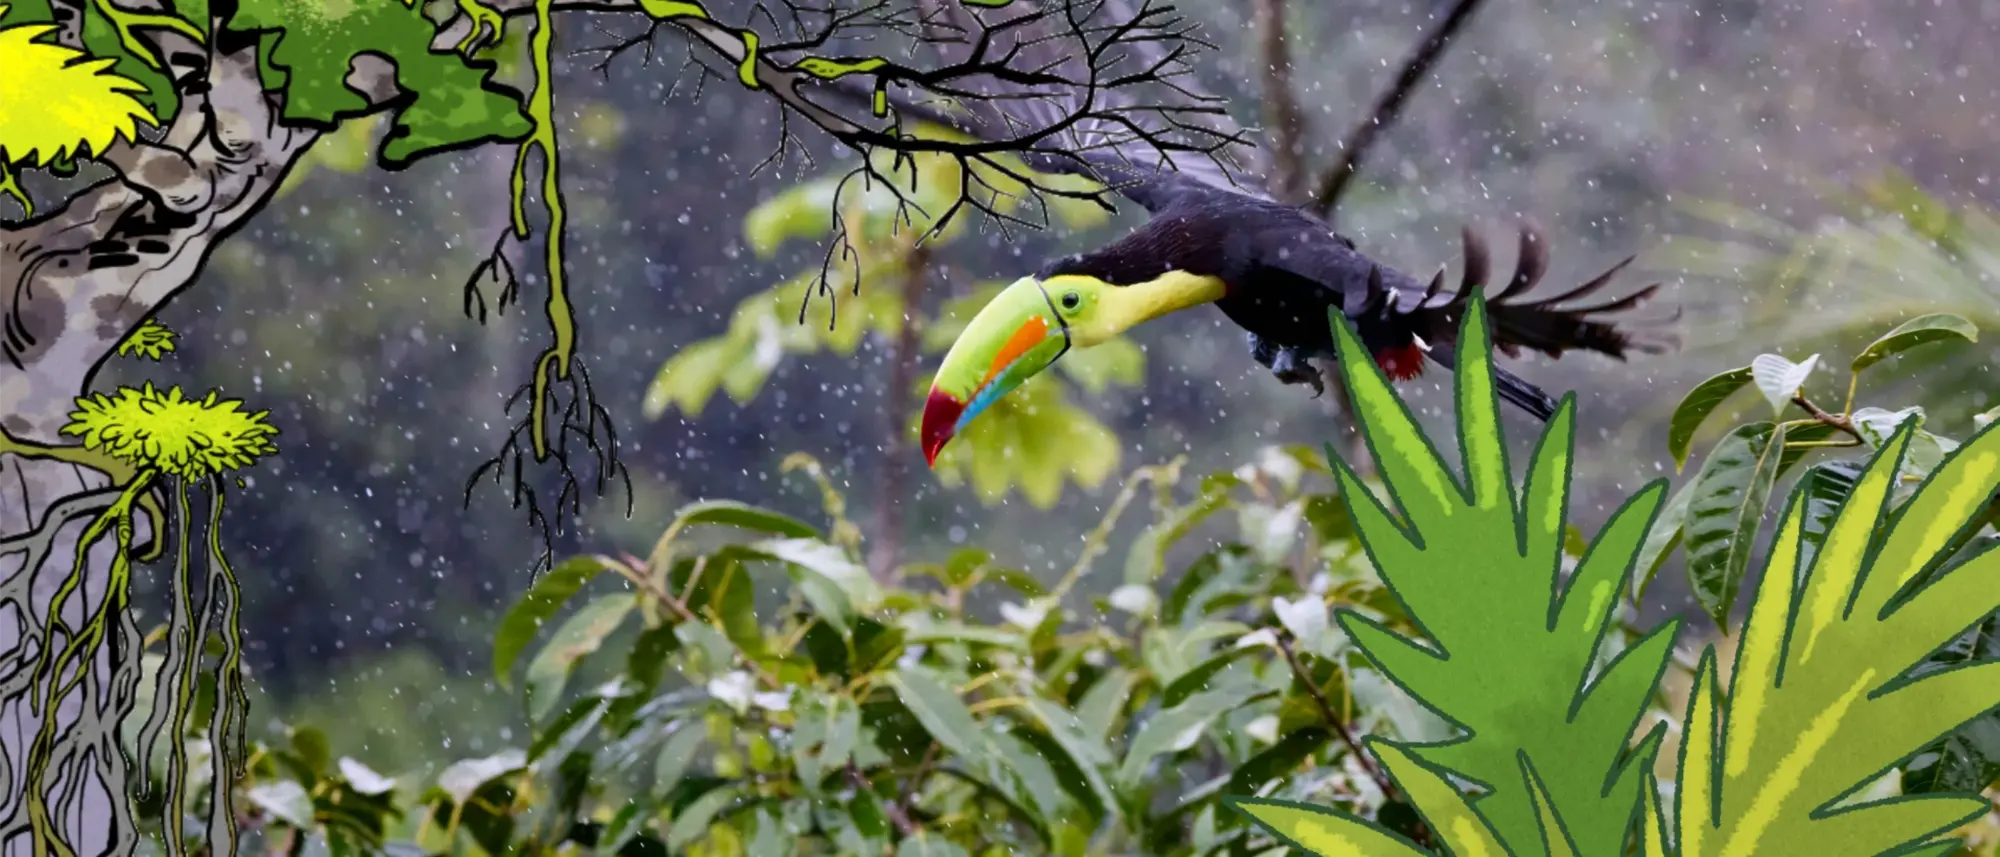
(1299, 296, 1674, 857)
(1649, 311, 1980, 624)
(223, 0, 531, 165)
(116, 318, 178, 361)
(1224, 298, 2000, 856)
(62, 382, 278, 480)
(1667, 415, 1999, 855)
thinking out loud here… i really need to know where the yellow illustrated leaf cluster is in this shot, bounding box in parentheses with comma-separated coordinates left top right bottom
(117, 319, 178, 361)
(63, 383, 279, 480)
(0, 4, 158, 168)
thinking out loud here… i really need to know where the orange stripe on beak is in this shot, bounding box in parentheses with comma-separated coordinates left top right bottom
(978, 315, 1050, 390)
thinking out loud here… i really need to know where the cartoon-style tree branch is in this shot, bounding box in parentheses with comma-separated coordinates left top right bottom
(0, 1, 1239, 854)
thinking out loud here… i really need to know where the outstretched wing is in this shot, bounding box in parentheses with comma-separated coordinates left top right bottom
(908, 0, 1269, 212)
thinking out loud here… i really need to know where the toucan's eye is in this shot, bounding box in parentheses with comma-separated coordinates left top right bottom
(1060, 292, 1081, 310)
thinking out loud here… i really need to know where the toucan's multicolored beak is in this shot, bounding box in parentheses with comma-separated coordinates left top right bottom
(921, 276, 1072, 467)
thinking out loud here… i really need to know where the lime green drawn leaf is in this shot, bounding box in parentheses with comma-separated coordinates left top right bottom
(1319, 296, 1677, 857)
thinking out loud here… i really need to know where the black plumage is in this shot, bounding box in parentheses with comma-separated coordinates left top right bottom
(895, 0, 1675, 421)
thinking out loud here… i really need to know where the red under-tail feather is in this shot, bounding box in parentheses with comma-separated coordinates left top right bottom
(1375, 344, 1427, 381)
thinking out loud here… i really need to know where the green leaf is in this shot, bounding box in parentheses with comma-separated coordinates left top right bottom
(1320, 297, 1677, 856)
(895, 835, 970, 857)
(1668, 366, 1754, 470)
(1125, 476, 1239, 585)
(246, 780, 315, 829)
(1228, 795, 1430, 856)
(1017, 697, 1119, 823)
(900, 618, 1028, 652)
(289, 725, 331, 774)
(1901, 610, 2000, 795)
(668, 500, 819, 539)
(642, 337, 745, 418)
(1074, 668, 1138, 743)
(666, 785, 740, 851)
(1684, 422, 1787, 625)
(791, 692, 861, 790)
(755, 537, 879, 617)
(224, 0, 532, 166)
(885, 667, 992, 766)
(743, 178, 840, 257)
(1227, 727, 1330, 796)
(1850, 313, 1979, 372)
(436, 749, 526, 804)
(1751, 352, 1819, 414)
(1794, 460, 1863, 574)
(1118, 685, 1261, 784)
(1669, 418, 2000, 855)
(1161, 647, 1260, 708)
(523, 594, 633, 721)
(493, 556, 606, 689)
(991, 730, 1069, 824)
(653, 725, 706, 796)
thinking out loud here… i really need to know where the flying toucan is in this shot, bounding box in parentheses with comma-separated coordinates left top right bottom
(895, 1, 1675, 467)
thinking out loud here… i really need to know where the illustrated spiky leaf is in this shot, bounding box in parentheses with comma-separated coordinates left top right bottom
(1229, 739, 1515, 857)
(0, 5, 158, 168)
(1317, 296, 1679, 857)
(1672, 415, 2000, 856)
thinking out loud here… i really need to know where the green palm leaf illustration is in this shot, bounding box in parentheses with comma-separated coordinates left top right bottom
(1670, 415, 2000, 856)
(1307, 294, 1677, 856)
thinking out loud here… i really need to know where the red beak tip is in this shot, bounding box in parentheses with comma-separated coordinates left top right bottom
(920, 389, 967, 469)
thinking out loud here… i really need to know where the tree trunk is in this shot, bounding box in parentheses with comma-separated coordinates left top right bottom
(0, 36, 317, 855)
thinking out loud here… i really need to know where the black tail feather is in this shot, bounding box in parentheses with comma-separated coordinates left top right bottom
(1493, 365, 1560, 423)
(1422, 345, 1560, 423)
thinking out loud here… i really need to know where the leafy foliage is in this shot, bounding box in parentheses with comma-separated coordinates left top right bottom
(1648, 312, 1982, 623)
(0, 2, 156, 167)
(117, 318, 179, 361)
(1309, 296, 1673, 856)
(62, 382, 279, 480)
(223, 0, 531, 165)
(1219, 303, 1999, 856)
(143, 436, 1518, 856)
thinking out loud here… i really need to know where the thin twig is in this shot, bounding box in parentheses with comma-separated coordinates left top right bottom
(1311, 0, 1489, 217)
(846, 762, 919, 835)
(1275, 634, 1433, 848)
(1791, 394, 1866, 442)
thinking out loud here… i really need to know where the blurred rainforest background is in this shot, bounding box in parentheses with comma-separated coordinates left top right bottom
(88, 0, 1997, 785)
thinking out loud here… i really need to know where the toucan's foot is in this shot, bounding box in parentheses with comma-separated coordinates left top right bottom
(1269, 348, 1325, 398)
(1248, 332, 1282, 369)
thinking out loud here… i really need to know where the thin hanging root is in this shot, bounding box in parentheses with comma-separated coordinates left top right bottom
(194, 478, 247, 857)
(510, 0, 578, 463)
(20, 471, 154, 857)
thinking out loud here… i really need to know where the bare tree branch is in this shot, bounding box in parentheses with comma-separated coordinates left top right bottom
(1311, 0, 1488, 218)
(1250, 0, 1308, 204)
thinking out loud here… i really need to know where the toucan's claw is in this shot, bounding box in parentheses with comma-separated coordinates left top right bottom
(1268, 347, 1324, 397)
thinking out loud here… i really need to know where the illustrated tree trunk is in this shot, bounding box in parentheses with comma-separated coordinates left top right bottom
(1, 36, 318, 856)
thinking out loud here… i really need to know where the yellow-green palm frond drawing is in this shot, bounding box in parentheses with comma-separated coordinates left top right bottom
(1669, 416, 2000, 856)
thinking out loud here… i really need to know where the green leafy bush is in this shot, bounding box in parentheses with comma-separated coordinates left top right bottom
(130, 299, 1994, 857)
